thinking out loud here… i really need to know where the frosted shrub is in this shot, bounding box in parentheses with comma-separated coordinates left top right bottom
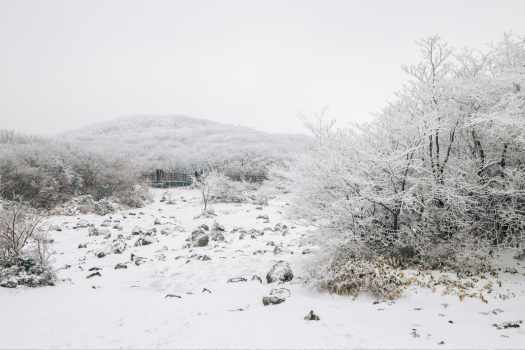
(318, 244, 410, 300)
(197, 169, 250, 210)
(0, 200, 45, 259)
(114, 183, 152, 208)
(0, 200, 55, 288)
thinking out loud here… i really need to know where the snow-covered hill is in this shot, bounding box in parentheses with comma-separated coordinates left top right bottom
(59, 115, 311, 169)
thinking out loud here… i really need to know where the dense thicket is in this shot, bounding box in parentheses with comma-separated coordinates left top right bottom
(292, 34, 525, 260)
(0, 134, 146, 209)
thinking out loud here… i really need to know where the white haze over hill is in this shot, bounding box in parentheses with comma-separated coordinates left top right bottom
(60, 115, 311, 169)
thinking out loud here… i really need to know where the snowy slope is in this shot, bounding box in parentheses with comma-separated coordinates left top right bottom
(1, 189, 524, 348)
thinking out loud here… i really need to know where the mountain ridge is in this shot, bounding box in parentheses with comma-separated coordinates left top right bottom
(59, 114, 311, 169)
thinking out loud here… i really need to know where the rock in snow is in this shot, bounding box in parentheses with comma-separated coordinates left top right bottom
(262, 296, 285, 306)
(304, 310, 320, 321)
(266, 261, 294, 283)
(114, 263, 128, 270)
(190, 230, 209, 247)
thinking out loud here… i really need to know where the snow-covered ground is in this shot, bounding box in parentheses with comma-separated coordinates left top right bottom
(1, 189, 524, 348)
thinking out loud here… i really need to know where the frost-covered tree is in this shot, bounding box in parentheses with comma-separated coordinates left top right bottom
(292, 34, 525, 256)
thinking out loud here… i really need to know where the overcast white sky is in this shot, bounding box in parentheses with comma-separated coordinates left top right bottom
(1, 0, 524, 135)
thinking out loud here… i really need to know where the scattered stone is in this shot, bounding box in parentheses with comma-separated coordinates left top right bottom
(251, 275, 263, 283)
(239, 230, 259, 240)
(196, 254, 211, 261)
(78, 243, 87, 249)
(274, 223, 288, 231)
(228, 307, 246, 312)
(88, 267, 102, 271)
(304, 310, 320, 321)
(134, 237, 153, 247)
(410, 329, 421, 338)
(165, 294, 182, 299)
(111, 239, 127, 254)
(145, 228, 158, 236)
(212, 222, 225, 231)
(211, 231, 225, 241)
(131, 226, 143, 235)
(49, 224, 62, 232)
(262, 296, 285, 306)
(493, 321, 522, 330)
(88, 227, 110, 237)
(154, 217, 162, 225)
(266, 261, 293, 283)
(86, 272, 101, 279)
(199, 224, 210, 231)
(192, 233, 209, 247)
(131, 254, 147, 266)
(95, 251, 106, 258)
(202, 288, 212, 293)
(227, 277, 247, 283)
(114, 263, 128, 270)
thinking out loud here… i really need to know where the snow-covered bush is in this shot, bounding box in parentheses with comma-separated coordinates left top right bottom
(195, 169, 254, 210)
(210, 172, 251, 203)
(0, 200, 55, 288)
(0, 137, 147, 210)
(0, 200, 45, 259)
(0, 256, 55, 288)
(317, 243, 409, 300)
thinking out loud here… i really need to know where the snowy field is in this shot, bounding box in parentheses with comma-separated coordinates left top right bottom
(1, 188, 524, 349)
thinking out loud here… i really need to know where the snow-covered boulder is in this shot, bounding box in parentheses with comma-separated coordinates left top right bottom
(266, 261, 294, 283)
(194, 234, 209, 247)
(88, 227, 110, 237)
(211, 231, 225, 242)
(134, 237, 153, 247)
(111, 239, 127, 254)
